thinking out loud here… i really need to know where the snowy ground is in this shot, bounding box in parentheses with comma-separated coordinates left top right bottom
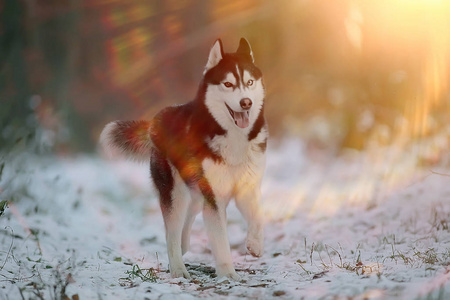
(0, 138, 449, 299)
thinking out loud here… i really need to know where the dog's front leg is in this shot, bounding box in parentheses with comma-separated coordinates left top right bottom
(235, 188, 264, 257)
(203, 202, 241, 281)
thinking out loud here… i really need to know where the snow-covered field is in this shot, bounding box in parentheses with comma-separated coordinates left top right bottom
(1, 139, 449, 299)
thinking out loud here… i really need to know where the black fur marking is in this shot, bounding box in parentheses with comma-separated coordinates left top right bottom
(236, 38, 253, 61)
(204, 53, 262, 86)
(231, 67, 242, 89)
(257, 138, 267, 152)
(150, 148, 174, 214)
(248, 105, 266, 141)
(197, 176, 218, 210)
(238, 65, 245, 87)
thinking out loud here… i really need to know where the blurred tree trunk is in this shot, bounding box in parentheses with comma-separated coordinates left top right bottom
(0, 0, 33, 149)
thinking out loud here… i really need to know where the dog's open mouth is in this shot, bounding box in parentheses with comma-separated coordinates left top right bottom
(225, 103, 250, 128)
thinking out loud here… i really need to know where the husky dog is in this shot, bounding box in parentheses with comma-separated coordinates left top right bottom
(100, 38, 267, 280)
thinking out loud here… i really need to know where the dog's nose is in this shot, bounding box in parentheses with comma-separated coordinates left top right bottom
(240, 98, 252, 110)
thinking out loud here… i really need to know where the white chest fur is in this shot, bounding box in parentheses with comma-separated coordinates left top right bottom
(209, 130, 249, 165)
(207, 125, 267, 165)
(202, 127, 267, 200)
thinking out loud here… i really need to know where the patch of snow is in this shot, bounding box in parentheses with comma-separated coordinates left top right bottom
(0, 140, 449, 299)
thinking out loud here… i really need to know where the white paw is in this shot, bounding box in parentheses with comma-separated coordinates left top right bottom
(216, 264, 241, 281)
(246, 231, 264, 257)
(217, 270, 241, 282)
(171, 266, 191, 279)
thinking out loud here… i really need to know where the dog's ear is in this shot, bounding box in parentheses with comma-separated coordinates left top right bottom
(236, 38, 254, 63)
(204, 39, 224, 74)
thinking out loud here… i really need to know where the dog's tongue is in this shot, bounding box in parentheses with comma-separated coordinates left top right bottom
(234, 112, 250, 128)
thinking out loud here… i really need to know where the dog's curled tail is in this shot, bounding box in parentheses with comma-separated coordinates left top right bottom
(100, 120, 153, 161)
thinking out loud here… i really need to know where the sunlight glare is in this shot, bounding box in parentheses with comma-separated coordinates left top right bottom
(267, 0, 450, 221)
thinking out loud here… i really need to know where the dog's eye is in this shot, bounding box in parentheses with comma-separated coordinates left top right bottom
(247, 79, 254, 86)
(223, 82, 233, 88)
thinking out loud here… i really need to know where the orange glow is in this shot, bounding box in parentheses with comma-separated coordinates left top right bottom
(263, 0, 450, 221)
(361, 0, 450, 138)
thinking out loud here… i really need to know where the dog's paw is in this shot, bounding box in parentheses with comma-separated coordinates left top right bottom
(246, 232, 264, 257)
(217, 270, 241, 282)
(216, 264, 241, 281)
(170, 266, 191, 279)
(246, 243, 263, 257)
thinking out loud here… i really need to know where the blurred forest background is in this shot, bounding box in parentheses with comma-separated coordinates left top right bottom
(1, 0, 449, 165)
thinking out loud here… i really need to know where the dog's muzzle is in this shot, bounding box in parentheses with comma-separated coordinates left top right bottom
(225, 103, 250, 129)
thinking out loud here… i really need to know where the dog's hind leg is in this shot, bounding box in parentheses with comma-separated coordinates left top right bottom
(151, 149, 190, 279)
(181, 196, 201, 255)
(164, 177, 191, 279)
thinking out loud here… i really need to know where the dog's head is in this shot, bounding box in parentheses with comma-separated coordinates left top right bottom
(202, 38, 264, 132)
